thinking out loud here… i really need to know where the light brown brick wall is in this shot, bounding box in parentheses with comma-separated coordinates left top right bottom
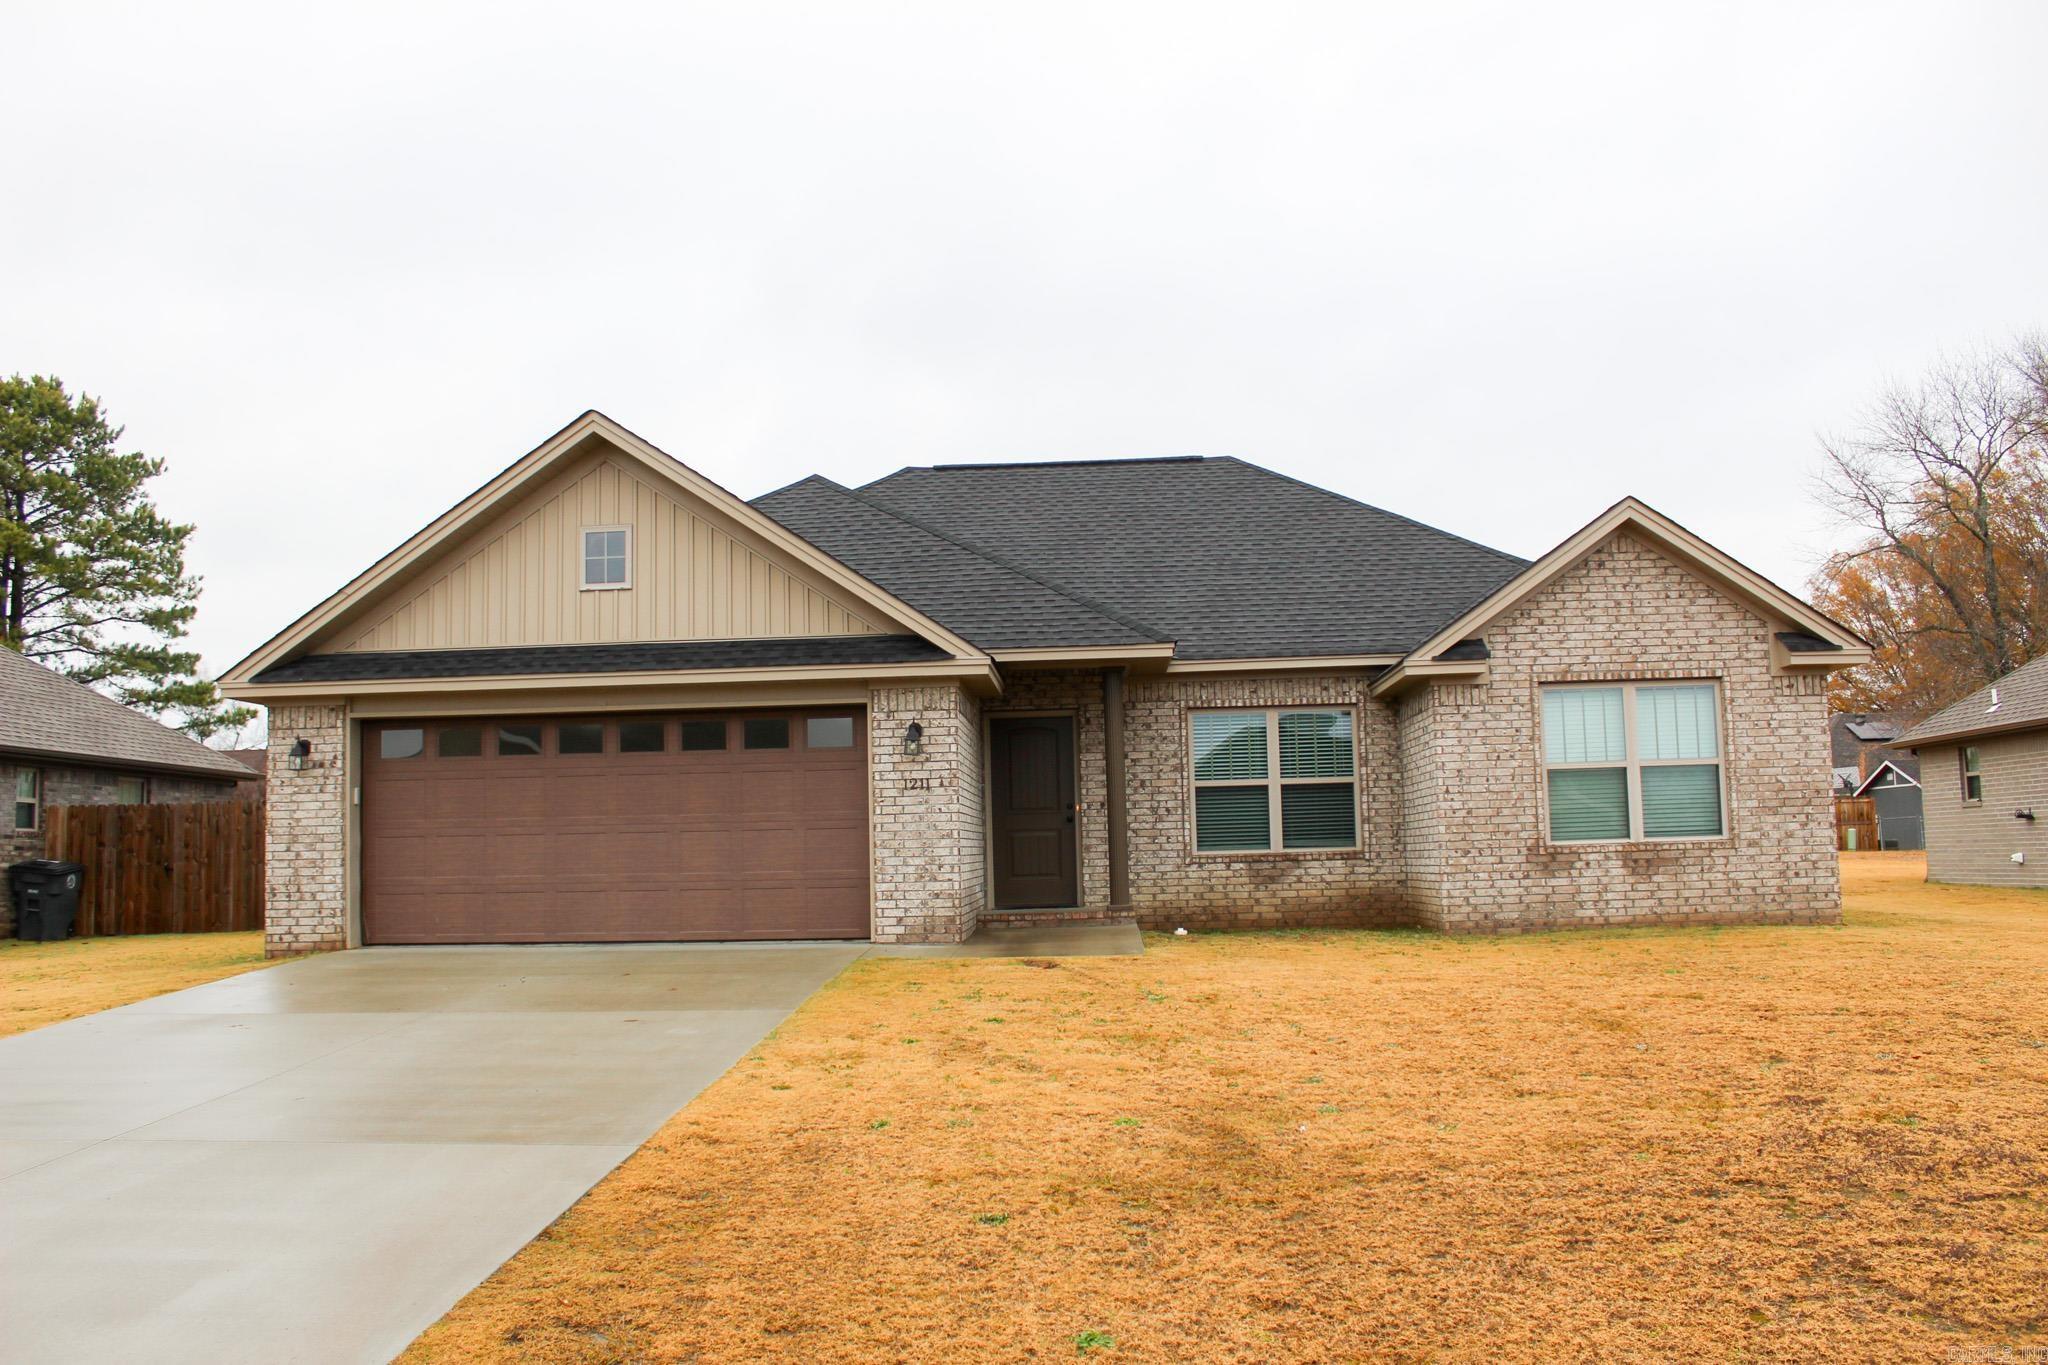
(264, 705, 349, 956)
(1921, 733, 2048, 886)
(987, 670, 1408, 931)
(1403, 531, 1840, 932)
(869, 683, 985, 942)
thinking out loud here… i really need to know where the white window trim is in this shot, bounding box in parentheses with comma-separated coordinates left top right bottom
(580, 524, 632, 591)
(1960, 746, 1983, 804)
(1188, 707, 1360, 856)
(14, 767, 40, 832)
(1541, 680, 1729, 845)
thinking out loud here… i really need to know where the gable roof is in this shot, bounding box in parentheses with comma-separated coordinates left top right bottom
(1852, 759, 1922, 796)
(1371, 497, 1871, 695)
(221, 411, 987, 687)
(751, 476, 1168, 651)
(801, 456, 1528, 659)
(1899, 653, 2048, 747)
(0, 649, 255, 782)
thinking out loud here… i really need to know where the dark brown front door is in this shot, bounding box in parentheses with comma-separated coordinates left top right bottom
(989, 715, 1078, 908)
(360, 710, 868, 943)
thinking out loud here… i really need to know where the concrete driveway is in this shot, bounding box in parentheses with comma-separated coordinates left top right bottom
(0, 943, 867, 1365)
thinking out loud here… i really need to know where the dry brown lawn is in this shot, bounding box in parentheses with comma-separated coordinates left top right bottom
(0, 931, 270, 1038)
(408, 856, 2048, 1363)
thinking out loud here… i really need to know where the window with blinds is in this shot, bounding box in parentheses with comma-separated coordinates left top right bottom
(1190, 709, 1358, 852)
(1541, 682, 1725, 843)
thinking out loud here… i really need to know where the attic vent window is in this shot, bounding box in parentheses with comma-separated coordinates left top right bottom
(582, 527, 630, 590)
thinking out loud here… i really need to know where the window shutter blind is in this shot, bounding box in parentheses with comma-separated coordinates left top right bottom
(1544, 688, 1627, 764)
(1640, 764, 1722, 837)
(1637, 685, 1718, 760)
(1281, 784, 1356, 848)
(1196, 786, 1271, 851)
(1547, 768, 1629, 841)
(1192, 713, 1268, 781)
(1279, 711, 1354, 778)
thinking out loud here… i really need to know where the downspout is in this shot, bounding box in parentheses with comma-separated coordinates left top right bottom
(1103, 666, 1131, 909)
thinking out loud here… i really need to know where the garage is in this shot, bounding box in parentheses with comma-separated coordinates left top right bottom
(360, 710, 868, 943)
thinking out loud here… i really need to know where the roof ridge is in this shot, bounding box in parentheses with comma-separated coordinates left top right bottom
(1209, 456, 1529, 569)
(925, 455, 1209, 472)
(825, 483, 1173, 644)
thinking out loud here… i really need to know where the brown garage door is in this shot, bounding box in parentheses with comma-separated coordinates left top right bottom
(361, 710, 868, 943)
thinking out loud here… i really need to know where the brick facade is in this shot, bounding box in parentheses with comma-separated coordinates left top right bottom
(868, 684, 985, 942)
(2, 760, 240, 936)
(249, 535, 1840, 948)
(1397, 532, 1839, 931)
(986, 671, 1407, 931)
(1920, 733, 2048, 886)
(263, 705, 349, 956)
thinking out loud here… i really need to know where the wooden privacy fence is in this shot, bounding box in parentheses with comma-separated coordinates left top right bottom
(1834, 796, 1879, 852)
(42, 800, 265, 935)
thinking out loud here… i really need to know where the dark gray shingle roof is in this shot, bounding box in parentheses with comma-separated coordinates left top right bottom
(750, 478, 1163, 650)
(763, 456, 1527, 660)
(252, 635, 948, 684)
(0, 648, 254, 781)
(1899, 654, 2048, 747)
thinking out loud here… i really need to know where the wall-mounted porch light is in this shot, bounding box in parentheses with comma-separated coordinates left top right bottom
(903, 721, 924, 757)
(289, 738, 312, 771)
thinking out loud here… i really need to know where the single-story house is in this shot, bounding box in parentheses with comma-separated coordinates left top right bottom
(1899, 654, 2048, 885)
(1829, 712, 1923, 850)
(2, 646, 258, 932)
(219, 412, 1869, 955)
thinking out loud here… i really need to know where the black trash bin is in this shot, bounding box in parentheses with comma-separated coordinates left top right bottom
(8, 860, 85, 941)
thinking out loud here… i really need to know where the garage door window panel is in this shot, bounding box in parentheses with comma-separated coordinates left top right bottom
(681, 720, 726, 751)
(619, 721, 667, 753)
(438, 726, 483, 758)
(381, 728, 425, 760)
(744, 718, 789, 750)
(497, 725, 543, 757)
(558, 722, 605, 755)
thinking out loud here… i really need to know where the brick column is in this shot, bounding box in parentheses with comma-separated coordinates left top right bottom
(868, 684, 984, 943)
(264, 704, 348, 955)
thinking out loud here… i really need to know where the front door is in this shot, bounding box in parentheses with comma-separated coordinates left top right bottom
(989, 715, 1078, 908)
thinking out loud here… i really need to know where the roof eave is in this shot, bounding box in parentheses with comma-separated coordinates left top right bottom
(0, 743, 254, 784)
(221, 657, 1004, 702)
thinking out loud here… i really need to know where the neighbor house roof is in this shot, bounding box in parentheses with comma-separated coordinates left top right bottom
(251, 636, 951, 685)
(758, 456, 1529, 659)
(1899, 654, 2048, 747)
(1830, 712, 1918, 785)
(0, 648, 255, 782)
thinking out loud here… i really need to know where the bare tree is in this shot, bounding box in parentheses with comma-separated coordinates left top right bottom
(1813, 337, 2048, 717)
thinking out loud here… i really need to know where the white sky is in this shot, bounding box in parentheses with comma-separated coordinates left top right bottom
(5, 2, 2045, 680)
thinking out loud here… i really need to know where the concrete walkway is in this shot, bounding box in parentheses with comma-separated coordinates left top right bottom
(0, 924, 1139, 1365)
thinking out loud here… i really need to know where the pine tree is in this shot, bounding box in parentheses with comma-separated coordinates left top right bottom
(0, 374, 252, 737)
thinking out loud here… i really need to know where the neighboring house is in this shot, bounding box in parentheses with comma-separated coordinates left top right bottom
(2, 647, 258, 932)
(219, 412, 1869, 955)
(1899, 655, 2048, 886)
(1829, 712, 1924, 850)
(226, 748, 269, 800)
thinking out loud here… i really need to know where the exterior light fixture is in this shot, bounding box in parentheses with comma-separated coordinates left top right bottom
(289, 738, 312, 771)
(903, 722, 924, 757)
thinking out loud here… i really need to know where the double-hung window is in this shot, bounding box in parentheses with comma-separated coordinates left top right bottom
(1960, 746, 1983, 803)
(1543, 682, 1724, 842)
(13, 769, 40, 831)
(581, 527, 630, 589)
(1190, 709, 1357, 852)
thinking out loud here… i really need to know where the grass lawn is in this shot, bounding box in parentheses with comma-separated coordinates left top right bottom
(0, 931, 270, 1039)
(408, 856, 2048, 1362)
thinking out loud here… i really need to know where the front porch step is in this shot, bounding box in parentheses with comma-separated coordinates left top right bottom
(979, 907, 1138, 928)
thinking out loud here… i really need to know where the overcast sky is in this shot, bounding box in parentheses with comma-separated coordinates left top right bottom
(6, 2, 2045, 683)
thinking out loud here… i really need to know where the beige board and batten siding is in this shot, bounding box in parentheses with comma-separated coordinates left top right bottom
(1920, 732, 2048, 887)
(330, 448, 886, 653)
